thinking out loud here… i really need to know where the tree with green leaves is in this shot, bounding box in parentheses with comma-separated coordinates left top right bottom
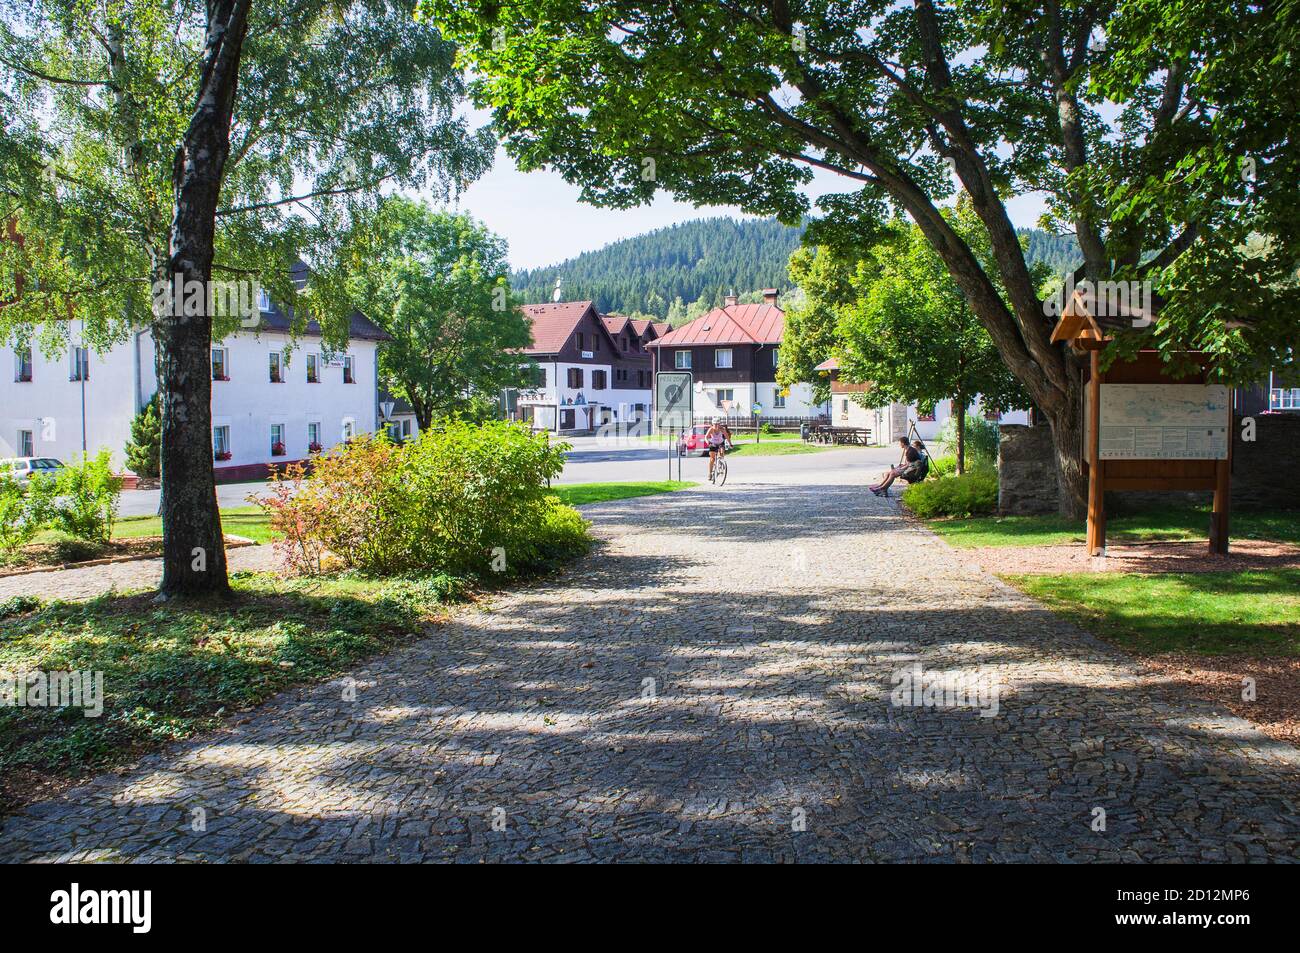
(778, 246, 854, 406)
(422, 0, 1300, 516)
(124, 392, 162, 479)
(344, 198, 532, 430)
(1, 0, 492, 594)
(835, 214, 1031, 473)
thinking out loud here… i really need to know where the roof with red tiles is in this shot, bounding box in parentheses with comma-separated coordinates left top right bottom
(519, 300, 597, 354)
(647, 303, 784, 348)
(814, 357, 839, 371)
(602, 313, 631, 336)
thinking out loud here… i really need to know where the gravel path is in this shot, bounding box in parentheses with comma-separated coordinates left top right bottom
(2, 484, 1297, 862)
(0, 544, 278, 602)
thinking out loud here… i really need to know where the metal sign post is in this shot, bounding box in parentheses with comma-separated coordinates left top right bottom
(656, 372, 693, 483)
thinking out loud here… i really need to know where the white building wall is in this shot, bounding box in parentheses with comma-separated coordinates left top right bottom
(693, 381, 825, 420)
(1, 326, 379, 473)
(518, 360, 650, 431)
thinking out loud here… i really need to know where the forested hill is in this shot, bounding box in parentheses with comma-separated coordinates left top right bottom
(512, 217, 1081, 322)
(511, 217, 804, 325)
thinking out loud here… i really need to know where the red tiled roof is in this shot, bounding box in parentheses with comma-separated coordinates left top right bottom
(519, 300, 596, 354)
(602, 314, 630, 336)
(651, 321, 671, 336)
(629, 318, 653, 337)
(648, 303, 784, 348)
(814, 357, 839, 371)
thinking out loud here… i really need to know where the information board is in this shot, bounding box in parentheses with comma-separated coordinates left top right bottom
(1098, 384, 1230, 460)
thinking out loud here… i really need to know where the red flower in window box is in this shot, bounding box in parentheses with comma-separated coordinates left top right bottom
(18, 373, 32, 382)
(270, 372, 283, 383)
(214, 450, 232, 462)
(308, 441, 322, 453)
(271, 442, 286, 457)
(213, 374, 230, 381)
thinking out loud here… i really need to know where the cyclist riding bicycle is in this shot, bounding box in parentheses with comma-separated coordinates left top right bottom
(705, 417, 732, 481)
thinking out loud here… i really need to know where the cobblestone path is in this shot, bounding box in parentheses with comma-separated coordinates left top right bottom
(2, 484, 1297, 862)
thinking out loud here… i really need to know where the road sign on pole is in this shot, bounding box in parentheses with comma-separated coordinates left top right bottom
(655, 371, 693, 431)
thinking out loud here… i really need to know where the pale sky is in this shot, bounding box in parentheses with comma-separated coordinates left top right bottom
(441, 143, 1051, 273)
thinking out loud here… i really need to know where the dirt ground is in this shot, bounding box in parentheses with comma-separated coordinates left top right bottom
(962, 537, 1300, 576)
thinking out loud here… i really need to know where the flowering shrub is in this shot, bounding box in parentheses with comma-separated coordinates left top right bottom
(254, 421, 586, 578)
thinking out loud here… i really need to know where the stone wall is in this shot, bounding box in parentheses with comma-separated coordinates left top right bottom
(997, 425, 1059, 515)
(997, 415, 1300, 514)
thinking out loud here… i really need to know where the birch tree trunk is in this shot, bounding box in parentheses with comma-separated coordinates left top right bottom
(157, 0, 252, 598)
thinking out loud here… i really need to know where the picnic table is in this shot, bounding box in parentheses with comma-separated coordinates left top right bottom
(806, 425, 874, 445)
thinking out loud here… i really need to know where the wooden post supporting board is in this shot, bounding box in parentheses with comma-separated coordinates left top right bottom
(1086, 351, 1106, 556)
(1210, 441, 1231, 555)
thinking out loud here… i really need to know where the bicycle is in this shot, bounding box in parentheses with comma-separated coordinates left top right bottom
(709, 443, 730, 486)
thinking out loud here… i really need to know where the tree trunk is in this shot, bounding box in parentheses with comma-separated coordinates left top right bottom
(156, 0, 252, 598)
(1044, 372, 1088, 519)
(954, 396, 966, 474)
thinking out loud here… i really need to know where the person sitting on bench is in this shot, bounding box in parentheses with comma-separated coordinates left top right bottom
(869, 437, 924, 496)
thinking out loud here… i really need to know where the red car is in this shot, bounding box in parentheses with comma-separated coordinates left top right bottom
(677, 424, 714, 456)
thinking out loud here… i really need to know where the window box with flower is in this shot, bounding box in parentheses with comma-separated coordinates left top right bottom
(308, 441, 323, 454)
(214, 450, 232, 462)
(271, 441, 286, 457)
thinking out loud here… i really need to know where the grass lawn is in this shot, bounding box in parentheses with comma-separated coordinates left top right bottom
(725, 437, 828, 457)
(1008, 569, 1300, 656)
(926, 505, 1300, 549)
(115, 505, 276, 544)
(548, 481, 693, 506)
(0, 572, 454, 814)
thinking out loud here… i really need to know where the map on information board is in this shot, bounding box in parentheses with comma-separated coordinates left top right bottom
(1098, 384, 1230, 460)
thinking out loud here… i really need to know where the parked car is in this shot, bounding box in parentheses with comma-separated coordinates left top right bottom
(0, 456, 66, 488)
(676, 424, 714, 457)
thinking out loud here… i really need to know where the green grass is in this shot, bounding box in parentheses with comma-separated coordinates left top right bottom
(0, 572, 457, 812)
(926, 505, 1300, 549)
(725, 437, 828, 457)
(1007, 570, 1300, 656)
(547, 481, 693, 506)
(114, 505, 276, 544)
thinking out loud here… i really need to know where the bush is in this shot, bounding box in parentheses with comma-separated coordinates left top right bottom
(50, 450, 123, 544)
(0, 474, 52, 562)
(124, 393, 161, 478)
(0, 594, 42, 620)
(256, 420, 589, 579)
(902, 469, 998, 518)
(935, 413, 1001, 468)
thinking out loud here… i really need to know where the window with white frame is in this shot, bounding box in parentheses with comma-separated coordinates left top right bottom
(714, 348, 733, 369)
(257, 288, 271, 312)
(306, 353, 319, 383)
(308, 421, 321, 450)
(70, 346, 89, 381)
(269, 351, 283, 383)
(15, 347, 33, 382)
(341, 419, 355, 441)
(342, 354, 355, 383)
(715, 388, 734, 407)
(674, 350, 691, 369)
(213, 425, 230, 459)
(270, 423, 285, 455)
(774, 391, 786, 409)
(18, 429, 34, 457)
(211, 347, 228, 380)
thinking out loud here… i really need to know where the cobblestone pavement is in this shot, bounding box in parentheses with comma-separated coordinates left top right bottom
(0, 544, 278, 603)
(2, 484, 1298, 862)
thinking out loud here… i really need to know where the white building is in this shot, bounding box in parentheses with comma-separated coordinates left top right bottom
(2, 303, 387, 480)
(815, 357, 1029, 443)
(515, 301, 657, 432)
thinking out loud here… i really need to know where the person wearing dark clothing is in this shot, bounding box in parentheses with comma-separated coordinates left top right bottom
(870, 437, 923, 496)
